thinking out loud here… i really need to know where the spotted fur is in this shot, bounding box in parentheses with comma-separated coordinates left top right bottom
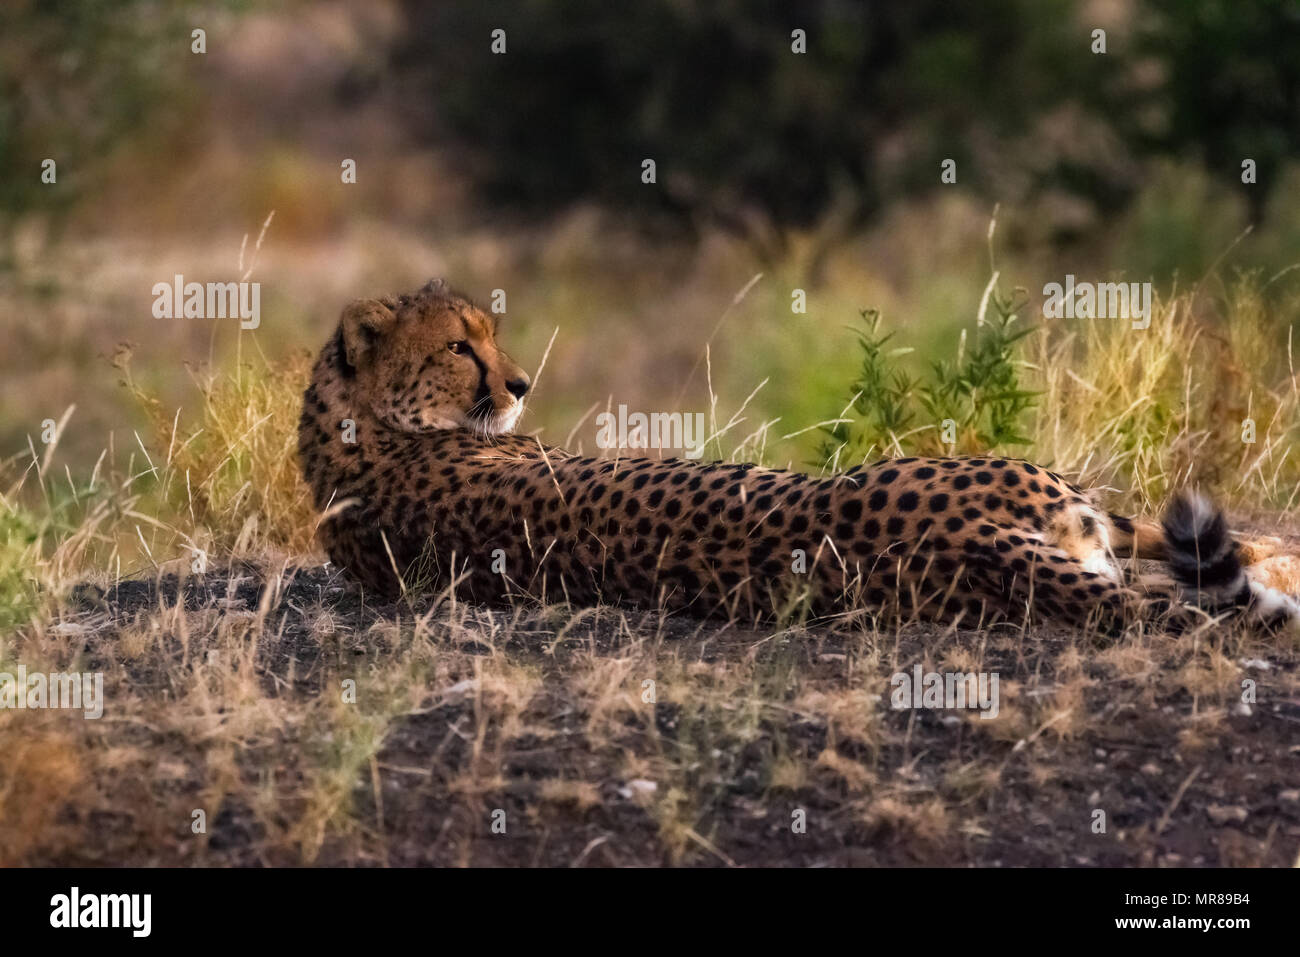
(298, 280, 1300, 633)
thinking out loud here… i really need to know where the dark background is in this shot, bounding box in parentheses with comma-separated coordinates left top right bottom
(3, 0, 1299, 465)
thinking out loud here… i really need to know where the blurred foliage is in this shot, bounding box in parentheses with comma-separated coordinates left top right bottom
(5, 0, 1299, 271)
(0, 0, 223, 255)
(388, 0, 1300, 267)
(396, 0, 1115, 261)
(1134, 0, 1300, 223)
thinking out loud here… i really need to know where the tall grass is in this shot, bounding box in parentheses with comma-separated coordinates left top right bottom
(114, 344, 317, 555)
(815, 271, 1300, 515)
(0, 345, 316, 629)
(1028, 275, 1300, 513)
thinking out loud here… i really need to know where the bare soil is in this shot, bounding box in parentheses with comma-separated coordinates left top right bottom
(20, 550, 1299, 868)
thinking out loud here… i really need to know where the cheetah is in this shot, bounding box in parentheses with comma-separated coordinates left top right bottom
(297, 279, 1300, 634)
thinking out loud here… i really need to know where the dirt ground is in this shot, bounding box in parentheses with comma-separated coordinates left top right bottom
(10, 531, 1298, 868)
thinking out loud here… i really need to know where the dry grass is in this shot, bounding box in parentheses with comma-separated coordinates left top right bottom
(1028, 276, 1300, 514)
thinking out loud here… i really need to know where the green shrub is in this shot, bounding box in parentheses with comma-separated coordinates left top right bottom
(816, 279, 1037, 469)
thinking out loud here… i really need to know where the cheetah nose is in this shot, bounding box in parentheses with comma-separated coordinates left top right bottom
(505, 373, 530, 400)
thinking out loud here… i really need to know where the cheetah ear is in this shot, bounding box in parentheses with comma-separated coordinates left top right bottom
(340, 298, 396, 368)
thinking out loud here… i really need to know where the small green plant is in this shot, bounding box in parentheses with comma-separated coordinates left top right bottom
(816, 277, 1038, 469)
(815, 309, 917, 467)
(0, 503, 44, 630)
(918, 283, 1039, 450)
(0, 478, 104, 630)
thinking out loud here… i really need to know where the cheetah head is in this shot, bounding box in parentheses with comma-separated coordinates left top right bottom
(338, 279, 530, 435)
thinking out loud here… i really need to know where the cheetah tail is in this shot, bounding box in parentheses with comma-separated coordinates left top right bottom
(1107, 514, 1167, 560)
(1162, 491, 1300, 630)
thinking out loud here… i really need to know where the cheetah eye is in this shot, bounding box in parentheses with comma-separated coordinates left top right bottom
(447, 340, 469, 355)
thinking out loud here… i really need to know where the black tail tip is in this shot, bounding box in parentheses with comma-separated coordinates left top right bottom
(1161, 491, 1243, 593)
(1162, 491, 1227, 551)
(1161, 492, 1299, 630)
